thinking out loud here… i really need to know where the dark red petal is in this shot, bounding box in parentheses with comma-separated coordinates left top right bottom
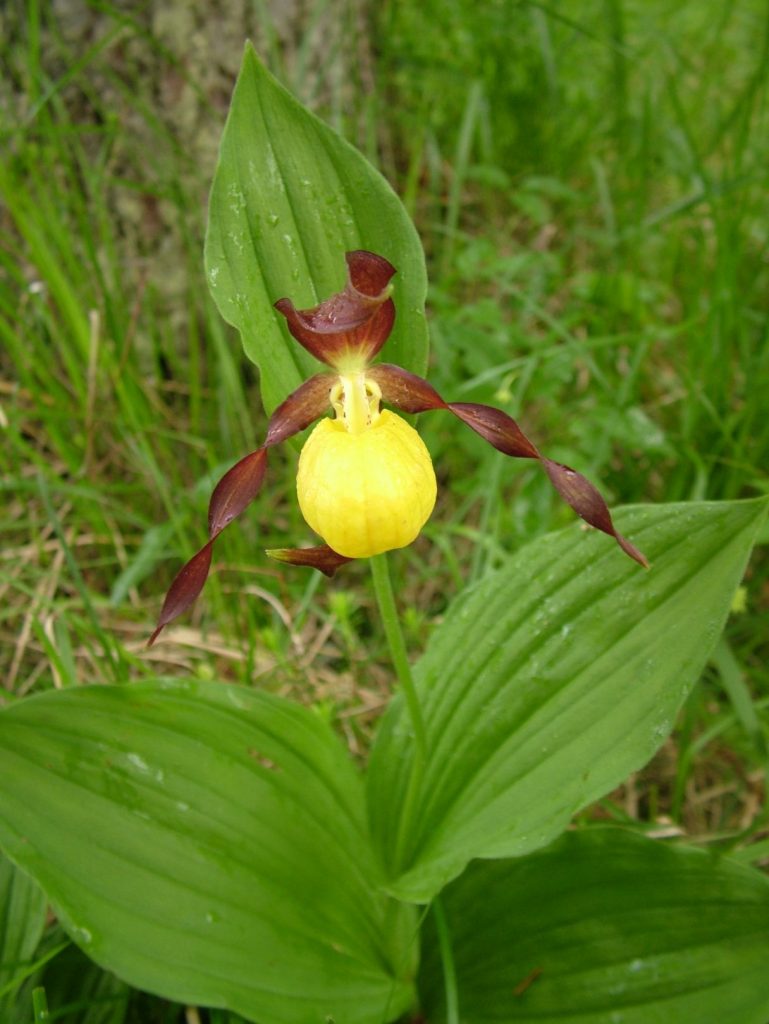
(373, 362, 645, 567)
(208, 448, 268, 538)
(542, 459, 649, 568)
(274, 251, 396, 367)
(264, 373, 335, 447)
(265, 545, 354, 577)
(150, 450, 270, 643)
(367, 363, 447, 412)
(447, 402, 539, 459)
(147, 541, 214, 646)
(370, 367, 537, 457)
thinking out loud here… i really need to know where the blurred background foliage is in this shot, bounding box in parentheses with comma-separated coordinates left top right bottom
(1, 0, 768, 1017)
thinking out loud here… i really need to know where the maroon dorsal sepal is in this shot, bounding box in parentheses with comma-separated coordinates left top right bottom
(274, 251, 396, 369)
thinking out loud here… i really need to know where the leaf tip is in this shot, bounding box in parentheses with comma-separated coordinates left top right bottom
(243, 39, 260, 65)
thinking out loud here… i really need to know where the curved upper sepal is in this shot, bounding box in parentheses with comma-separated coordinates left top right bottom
(265, 545, 354, 577)
(274, 251, 396, 370)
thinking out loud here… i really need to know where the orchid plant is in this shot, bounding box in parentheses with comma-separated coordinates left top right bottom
(1, 44, 768, 1024)
(149, 249, 646, 645)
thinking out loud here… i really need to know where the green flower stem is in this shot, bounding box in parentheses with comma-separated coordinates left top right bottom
(431, 896, 460, 1024)
(369, 553, 427, 760)
(369, 556, 458, 1016)
(369, 552, 427, 869)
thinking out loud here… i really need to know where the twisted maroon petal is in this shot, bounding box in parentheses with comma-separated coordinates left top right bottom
(264, 372, 335, 447)
(149, 371, 344, 646)
(148, 449, 269, 647)
(274, 251, 396, 368)
(148, 541, 214, 646)
(367, 363, 446, 412)
(369, 365, 537, 456)
(371, 363, 647, 568)
(208, 449, 269, 536)
(542, 459, 649, 567)
(447, 403, 539, 459)
(265, 545, 353, 576)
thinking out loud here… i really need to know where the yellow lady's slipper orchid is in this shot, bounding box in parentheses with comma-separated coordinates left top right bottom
(297, 407, 436, 559)
(150, 251, 646, 645)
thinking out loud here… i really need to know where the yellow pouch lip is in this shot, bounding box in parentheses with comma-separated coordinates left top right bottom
(296, 410, 437, 559)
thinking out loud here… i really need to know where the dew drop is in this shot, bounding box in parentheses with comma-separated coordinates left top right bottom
(127, 753, 150, 775)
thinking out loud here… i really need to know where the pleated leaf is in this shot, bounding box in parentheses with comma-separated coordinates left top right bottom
(0, 680, 416, 1024)
(419, 829, 769, 1023)
(205, 44, 428, 415)
(367, 498, 768, 902)
(0, 851, 47, 1006)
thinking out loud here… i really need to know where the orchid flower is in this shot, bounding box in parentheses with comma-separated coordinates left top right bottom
(149, 251, 647, 645)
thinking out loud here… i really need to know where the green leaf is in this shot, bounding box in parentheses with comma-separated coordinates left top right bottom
(419, 829, 769, 1023)
(367, 498, 768, 902)
(0, 681, 416, 1024)
(0, 851, 47, 1006)
(205, 44, 428, 415)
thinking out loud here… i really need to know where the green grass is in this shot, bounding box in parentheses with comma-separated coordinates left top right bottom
(1, 0, 768, 1019)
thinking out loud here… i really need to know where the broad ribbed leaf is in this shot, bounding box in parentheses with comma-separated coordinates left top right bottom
(0, 851, 47, 1007)
(205, 44, 428, 414)
(367, 498, 768, 901)
(419, 829, 769, 1023)
(0, 681, 416, 1024)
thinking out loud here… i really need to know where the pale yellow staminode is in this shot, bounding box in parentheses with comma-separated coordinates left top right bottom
(297, 375, 437, 558)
